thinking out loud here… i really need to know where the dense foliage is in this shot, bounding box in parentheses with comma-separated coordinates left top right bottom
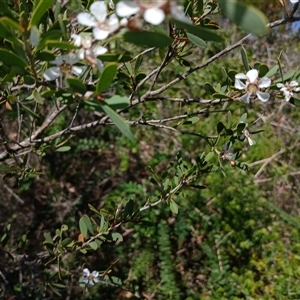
(1, 0, 300, 299)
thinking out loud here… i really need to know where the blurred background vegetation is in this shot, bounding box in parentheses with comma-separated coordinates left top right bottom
(1, 0, 300, 299)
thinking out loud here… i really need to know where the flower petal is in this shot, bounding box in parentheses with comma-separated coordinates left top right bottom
(93, 276, 100, 283)
(64, 53, 79, 64)
(93, 45, 108, 56)
(247, 137, 255, 146)
(240, 92, 251, 104)
(246, 69, 258, 83)
(77, 12, 97, 27)
(87, 280, 94, 287)
(258, 77, 271, 88)
(83, 268, 90, 277)
(90, 1, 107, 22)
(116, 1, 140, 17)
(50, 55, 64, 65)
(256, 91, 270, 102)
(93, 27, 109, 40)
(71, 34, 82, 46)
(144, 7, 165, 25)
(43, 67, 61, 81)
(108, 13, 120, 31)
(290, 80, 299, 87)
(91, 271, 99, 277)
(235, 73, 247, 80)
(234, 78, 246, 90)
(276, 83, 284, 88)
(72, 66, 86, 76)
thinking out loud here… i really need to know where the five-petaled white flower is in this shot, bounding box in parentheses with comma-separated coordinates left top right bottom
(77, 1, 119, 40)
(82, 268, 100, 287)
(276, 80, 300, 102)
(116, 0, 190, 25)
(43, 53, 85, 81)
(71, 34, 107, 71)
(235, 69, 271, 104)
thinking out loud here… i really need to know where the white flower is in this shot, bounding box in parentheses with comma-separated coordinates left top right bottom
(81, 268, 100, 287)
(71, 34, 107, 71)
(242, 129, 256, 146)
(235, 69, 271, 104)
(43, 53, 85, 81)
(77, 1, 119, 40)
(276, 80, 300, 102)
(116, 0, 168, 25)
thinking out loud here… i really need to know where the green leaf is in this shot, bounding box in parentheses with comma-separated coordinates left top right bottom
(0, 0, 15, 18)
(29, 0, 55, 29)
(172, 19, 223, 43)
(89, 241, 98, 250)
(112, 232, 123, 242)
(82, 215, 94, 235)
(204, 152, 214, 162)
(239, 113, 247, 123)
(61, 224, 68, 232)
(217, 122, 226, 134)
(182, 117, 200, 125)
(33, 89, 44, 105)
(236, 123, 246, 134)
(123, 31, 173, 47)
(123, 199, 135, 218)
(265, 65, 279, 78)
(21, 105, 40, 119)
(170, 200, 179, 214)
(44, 40, 78, 50)
(104, 95, 130, 110)
(0, 164, 18, 172)
(0, 48, 28, 68)
(79, 216, 88, 238)
(240, 46, 249, 72)
(66, 77, 87, 94)
(212, 92, 231, 99)
(186, 33, 207, 49)
(101, 104, 135, 140)
(259, 64, 269, 77)
(227, 111, 232, 128)
(96, 63, 118, 94)
(43, 232, 53, 245)
(217, 0, 268, 35)
(61, 238, 72, 247)
(55, 146, 71, 152)
(88, 204, 101, 216)
(0, 17, 24, 32)
(134, 54, 143, 73)
(204, 82, 216, 95)
(188, 184, 207, 189)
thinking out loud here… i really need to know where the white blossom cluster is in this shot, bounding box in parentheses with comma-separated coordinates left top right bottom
(43, 0, 190, 81)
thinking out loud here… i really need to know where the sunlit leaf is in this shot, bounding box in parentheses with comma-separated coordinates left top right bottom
(101, 104, 135, 141)
(186, 33, 207, 49)
(29, 0, 55, 28)
(96, 63, 118, 95)
(216, 0, 269, 35)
